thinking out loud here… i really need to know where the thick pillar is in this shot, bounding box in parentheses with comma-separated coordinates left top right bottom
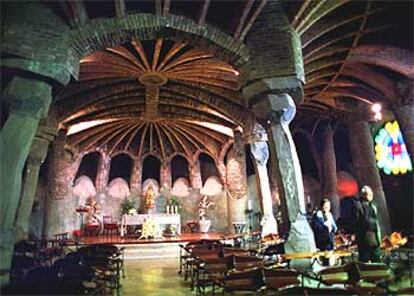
(130, 159, 142, 195)
(160, 162, 172, 189)
(44, 131, 81, 238)
(95, 151, 110, 192)
(14, 136, 50, 242)
(189, 160, 202, 189)
(0, 77, 52, 285)
(247, 93, 316, 265)
(347, 117, 391, 234)
(248, 123, 278, 236)
(226, 131, 248, 232)
(322, 124, 340, 217)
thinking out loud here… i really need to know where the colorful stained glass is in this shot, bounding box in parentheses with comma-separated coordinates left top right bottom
(375, 121, 412, 175)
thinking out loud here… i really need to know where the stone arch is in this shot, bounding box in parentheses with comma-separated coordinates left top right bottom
(142, 154, 161, 184)
(69, 13, 250, 76)
(348, 45, 414, 78)
(75, 151, 101, 186)
(109, 153, 133, 184)
(198, 152, 220, 185)
(219, 139, 235, 164)
(171, 155, 189, 184)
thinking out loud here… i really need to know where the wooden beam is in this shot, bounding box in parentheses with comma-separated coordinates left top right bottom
(114, 0, 126, 18)
(234, 0, 254, 39)
(238, 0, 268, 42)
(198, 0, 211, 25)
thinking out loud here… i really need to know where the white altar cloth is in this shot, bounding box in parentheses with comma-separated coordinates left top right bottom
(120, 213, 181, 236)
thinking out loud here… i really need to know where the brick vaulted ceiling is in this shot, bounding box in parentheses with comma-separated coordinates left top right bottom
(54, 0, 413, 158)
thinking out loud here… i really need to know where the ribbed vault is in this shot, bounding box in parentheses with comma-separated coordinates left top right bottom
(59, 39, 246, 158)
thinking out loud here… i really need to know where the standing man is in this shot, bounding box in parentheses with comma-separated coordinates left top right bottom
(354, 185, 382, 262)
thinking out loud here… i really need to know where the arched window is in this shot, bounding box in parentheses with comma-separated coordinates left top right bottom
(199, 153, 219, 184)
(171, 155, 189, 183)
(142, 155, 161, 183)
(75, 152, 100, 185)
(109, 153, 133, 184)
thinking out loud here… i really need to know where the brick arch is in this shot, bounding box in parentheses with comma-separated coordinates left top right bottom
(69, 13, 250, 76)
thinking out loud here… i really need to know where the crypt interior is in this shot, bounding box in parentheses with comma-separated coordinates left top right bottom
(0, 0, 413, 295)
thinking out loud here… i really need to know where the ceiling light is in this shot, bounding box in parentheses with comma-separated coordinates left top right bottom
(371, 103, 381, 113)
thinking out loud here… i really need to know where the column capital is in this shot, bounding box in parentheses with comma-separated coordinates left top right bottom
(3, 77, 52, 119)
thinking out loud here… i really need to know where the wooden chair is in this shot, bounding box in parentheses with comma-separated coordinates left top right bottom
(263, 268, 300, 292)
(102, 216, 118, 236)
(219, 268, 265, 294)
(231, 255, 264, 271)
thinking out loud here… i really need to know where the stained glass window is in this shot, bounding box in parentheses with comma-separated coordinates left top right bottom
(375, 121, 412, 175)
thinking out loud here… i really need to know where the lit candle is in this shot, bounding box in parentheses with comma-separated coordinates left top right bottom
(247, 200, 253, 210)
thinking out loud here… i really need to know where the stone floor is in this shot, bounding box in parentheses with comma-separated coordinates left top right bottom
(120, 258, 194, 296)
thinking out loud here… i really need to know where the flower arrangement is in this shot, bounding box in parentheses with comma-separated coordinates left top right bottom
(120, 197, 136, 215)
(72, 229, 82, 241)
(139, 217, 161, 239)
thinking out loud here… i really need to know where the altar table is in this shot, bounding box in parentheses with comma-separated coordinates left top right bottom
(120, 214, 181, 237)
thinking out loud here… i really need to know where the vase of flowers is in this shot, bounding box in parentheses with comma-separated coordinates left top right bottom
(198, 196, 215, 233)
(121, 197, 136, 215)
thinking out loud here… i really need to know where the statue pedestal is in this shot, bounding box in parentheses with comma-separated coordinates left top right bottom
(199, 219, 211, 233)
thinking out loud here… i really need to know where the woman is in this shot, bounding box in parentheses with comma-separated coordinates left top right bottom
(311, 198, 337, 251)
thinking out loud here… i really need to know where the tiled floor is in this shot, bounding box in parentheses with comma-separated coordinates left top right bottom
(120, 258, 194, 296)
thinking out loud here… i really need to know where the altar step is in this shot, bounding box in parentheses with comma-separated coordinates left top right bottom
(117, 242, 182, 260)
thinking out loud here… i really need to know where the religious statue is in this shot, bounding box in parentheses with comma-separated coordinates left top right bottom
(144, 185, 156, 209)
(85, 196, 101, 224)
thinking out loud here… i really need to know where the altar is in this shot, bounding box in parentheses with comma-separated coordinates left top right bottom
(120, 214, 181, 237)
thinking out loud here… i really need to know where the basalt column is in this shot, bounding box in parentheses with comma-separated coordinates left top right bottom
(248, 123, 278, 236)
(14, 131, 52, 242)
(189, 160, 202, 190)
(322, 124, 340, 217)
(44, 130, 81, 238)
(226, 130, 248, 232)
(347, 117, 391, 234)
(0, 77, 52, 285)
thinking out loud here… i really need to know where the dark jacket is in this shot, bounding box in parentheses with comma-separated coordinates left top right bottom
(311, 210, 337, 251)
(354, 199, 381, 247)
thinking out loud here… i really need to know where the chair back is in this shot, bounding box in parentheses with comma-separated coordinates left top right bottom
(263, 268, 300, 290)
(222, 268, 265, 292)
(232, 255, 264, 271)
(354, 262, 391, 284)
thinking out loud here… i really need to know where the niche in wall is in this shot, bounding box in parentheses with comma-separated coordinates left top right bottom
(142, 155, 161, 183)
(75, 151, 100, 185)
(199, 153, 219, 184)
(109, 153, 133, 184)
(171, 155, 189, 183)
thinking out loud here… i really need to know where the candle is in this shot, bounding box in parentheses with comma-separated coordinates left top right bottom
(247, 200, 253, 210)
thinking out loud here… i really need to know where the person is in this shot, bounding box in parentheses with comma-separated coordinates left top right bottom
(353, 185, 381, 262)
(312, 199, 337, 252)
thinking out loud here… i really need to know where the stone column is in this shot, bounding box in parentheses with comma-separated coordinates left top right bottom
(347, 117, 391, 234)
(130, 158, 142, 195)
(160, 162, 172, 189)
(248, 123, 278, 236)
(0, 77, 52, 285)
(249, 93, 317, 263)
(322, 124, 340, 218)
(43, 130, 81, 238)
(14, 136, 50, 242)
(189, 160, 202, 189)
(95, 151, 110, 192)
(226, 130, 248, 232)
